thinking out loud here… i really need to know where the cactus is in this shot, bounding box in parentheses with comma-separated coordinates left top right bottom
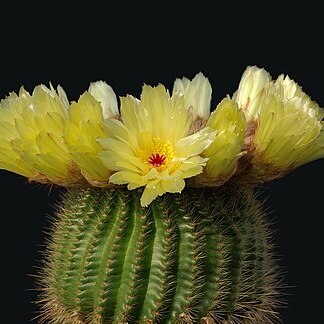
(39, 186, 281, 324)
(3, 67, 321, 323)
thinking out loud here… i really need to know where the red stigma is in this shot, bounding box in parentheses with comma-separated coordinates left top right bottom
(148, 153, 166, 167)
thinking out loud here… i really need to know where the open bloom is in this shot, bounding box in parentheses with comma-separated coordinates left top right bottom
(100, 84, 215, 206)
(235, 66, 324, 181)
(0, 82, 116, 187)
(0, 84, 79, 184)
(64, 82, 117, 186)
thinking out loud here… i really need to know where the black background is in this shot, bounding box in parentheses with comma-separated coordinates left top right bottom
(1, 4, 323, 323)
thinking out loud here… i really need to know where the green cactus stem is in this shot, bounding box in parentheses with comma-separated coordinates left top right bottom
(39, 186, 282, 323)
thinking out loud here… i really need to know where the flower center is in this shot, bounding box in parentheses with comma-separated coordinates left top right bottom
(141, 137, 174, 171)
(148, 152, 166, 167)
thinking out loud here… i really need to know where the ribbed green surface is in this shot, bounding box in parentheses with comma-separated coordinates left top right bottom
(40, 186, 281, 324)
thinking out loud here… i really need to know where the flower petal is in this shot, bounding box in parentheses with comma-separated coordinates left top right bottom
(110, 170, 147, 186)
(100, 84, 209, 205)
(234, 66, 271, 120)
(65, 92, 110, 183)
(88, 81, 119, 119)
(176, 127, 215, 158)
(197, 97, 246, 185)
(141, 185, 161, 207)
(173, 72, 212, 120)
(0, 85, 77, 184)
(161, 177, 185, 193)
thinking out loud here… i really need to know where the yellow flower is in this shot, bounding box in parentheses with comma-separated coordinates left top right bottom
(195, 97, 246, 186)
(64, 88, 113, 186)
(0, 87, 37, 177)
(0, 84, 82, 185)
(100, 84, 215, 206)
(173, 72, 212, 133)
(235, 66, 324, 181)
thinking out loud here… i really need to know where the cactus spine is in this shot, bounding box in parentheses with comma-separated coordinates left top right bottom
(39, 186, 281, 323)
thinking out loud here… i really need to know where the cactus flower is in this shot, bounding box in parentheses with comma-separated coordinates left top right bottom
(100, 84, 215, 206)
(197, 97, 247, 186)
(64, 90, 113, 186)
(234, 66, 324, 181)
(0, 67, 323, 323)
(0, 84, 76, 184)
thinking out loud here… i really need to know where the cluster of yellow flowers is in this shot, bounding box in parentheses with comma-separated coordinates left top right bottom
(1, 66, 323, 206)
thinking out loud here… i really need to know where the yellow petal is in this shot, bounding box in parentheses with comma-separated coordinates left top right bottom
(69, 92, 103, 123)
(36, 131, 70, 160)
(141, 185, 161, 207)
(234, 66, 271, 120)
(68, 153, 107, 181)
(296, 127, 324, 165)
(176, 127, 215, 158)
(0, 84, 73, 183)
(173, 72, 212, 120)
(65, 92, 110, 183)
(88, 81, 118, 119)
(179, 164, 204, 179)
(110, 170, 147, 186)
(161, 177, 185, 193)
(0, 145, 34, 177)
(199, 97, 246, 184)
(100, 84, 208, 205)
(250, 86, 324, 180)
(140, 84, 191, 140)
